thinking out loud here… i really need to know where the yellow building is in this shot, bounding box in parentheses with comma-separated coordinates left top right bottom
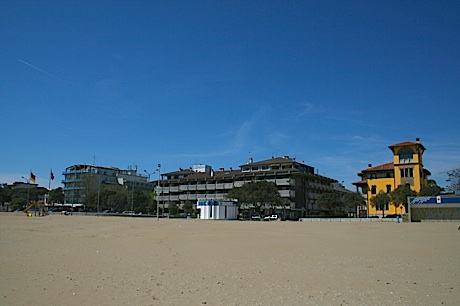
(353, 139, 431, 217)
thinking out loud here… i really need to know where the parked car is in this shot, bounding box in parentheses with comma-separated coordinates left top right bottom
(122, 211, 135, 215)
(384, 214, 402, 218)
(264, 214, 278, 221)
(101, 210, 116, 214)
(251, 215, 261, 221)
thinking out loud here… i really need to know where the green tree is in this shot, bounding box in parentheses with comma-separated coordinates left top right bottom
(49, 187, 64, 203)
(371, 191, 391, 217)
(418, 179, 442, 196)
(391, 185, 416, 213)
(168, 201, 179, 216)
(227, 181, 282, 214)
(107, 190, 127, 212)
(133, 190, 149, 213)
(342, 192, 366, 215)
(316, 192, 342, 216)
(445, 168, 460, 195)
(0, 185, 13, 211)
(183, 200, 195, 215)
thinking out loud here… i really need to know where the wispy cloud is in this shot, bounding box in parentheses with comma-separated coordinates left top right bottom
(18, 58, 69, 83)
(296, 103, 315, 117)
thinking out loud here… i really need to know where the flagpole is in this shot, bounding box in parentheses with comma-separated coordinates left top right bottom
(30, 170, 36, 216)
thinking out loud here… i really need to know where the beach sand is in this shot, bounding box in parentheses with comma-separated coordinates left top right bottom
(1, 213, 459, 305)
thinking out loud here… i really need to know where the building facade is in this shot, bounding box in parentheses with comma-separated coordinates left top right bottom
(62, 164, 150, 206)
(353, 139, 430, 216)
(154, 156, 339, 219)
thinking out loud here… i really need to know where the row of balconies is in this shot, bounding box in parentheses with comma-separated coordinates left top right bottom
(158, 178, 292, 193)
(157, 189, 294, 202)
(308, 182, 334, 191)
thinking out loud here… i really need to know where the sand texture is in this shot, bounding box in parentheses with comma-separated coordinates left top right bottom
(1, 213, 459, 305)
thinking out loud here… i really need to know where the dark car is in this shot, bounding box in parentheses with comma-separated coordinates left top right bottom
(384, 214, 402, 218)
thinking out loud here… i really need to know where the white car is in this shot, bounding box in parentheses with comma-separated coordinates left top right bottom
(264, 214, 278, 221)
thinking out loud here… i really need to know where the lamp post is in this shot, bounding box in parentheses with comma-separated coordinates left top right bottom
(96, 175, 101, 216)
(156, 164, 161, 221)
(144, 170, 153, 182)
(144, 170, 154, 214)
(131, 180, 134, 216)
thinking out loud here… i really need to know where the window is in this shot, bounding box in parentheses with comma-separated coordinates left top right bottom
(386, 184, 392, 193)
(371, 185, 377, 194)
(400, 168, 414, 178)
(399, 149, 413, 163)
(371, 173, 376, 179)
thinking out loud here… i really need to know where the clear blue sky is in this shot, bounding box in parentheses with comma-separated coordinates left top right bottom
(1, 1, 459, 190)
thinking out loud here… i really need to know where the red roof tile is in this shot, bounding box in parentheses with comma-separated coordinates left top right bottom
(361, 162, 394, 172)
(388, 141, 426, 150)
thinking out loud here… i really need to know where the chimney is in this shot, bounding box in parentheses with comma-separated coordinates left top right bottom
(368, 164, 372, 168)
(249, 157, 253, 164)
(416, 138, 420, 142)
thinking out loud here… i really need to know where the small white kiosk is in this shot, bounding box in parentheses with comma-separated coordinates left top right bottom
(197, 200, 238, 220)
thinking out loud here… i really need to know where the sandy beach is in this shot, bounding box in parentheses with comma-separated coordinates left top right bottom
(1, 213, 459, 306)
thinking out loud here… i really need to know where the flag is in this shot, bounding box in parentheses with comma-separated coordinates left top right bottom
(50, 169, 54, 180)
(30, 172, 36, 182)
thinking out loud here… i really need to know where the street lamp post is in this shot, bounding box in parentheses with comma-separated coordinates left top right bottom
(156, 164, 161, 221)
(144, 170, 154, 214)
(131, 180, 134, 216)
(97, 175, 101, 216)
(144, 170, 153, 183)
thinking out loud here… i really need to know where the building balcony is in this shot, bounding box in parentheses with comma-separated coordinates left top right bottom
(276, 178, 291, 186)
(233, 181, 244, 188)
(279, 190, 294, 197)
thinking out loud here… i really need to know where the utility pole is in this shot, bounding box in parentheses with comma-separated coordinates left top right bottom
(157, 164, 161, 221)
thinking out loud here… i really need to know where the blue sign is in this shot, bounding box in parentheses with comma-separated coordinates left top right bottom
(409, 196, 460, 204)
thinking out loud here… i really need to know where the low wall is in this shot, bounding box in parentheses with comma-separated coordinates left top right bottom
(299, 218, 398, 222)
(409, 196, 460, 222)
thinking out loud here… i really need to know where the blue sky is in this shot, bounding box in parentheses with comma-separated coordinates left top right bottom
(1, 1, 459, 190)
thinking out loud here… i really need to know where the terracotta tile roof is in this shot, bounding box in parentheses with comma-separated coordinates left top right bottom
(352, 180, 367, 186)
(388, 141, 426, 150)
(361, 162, 394, 172)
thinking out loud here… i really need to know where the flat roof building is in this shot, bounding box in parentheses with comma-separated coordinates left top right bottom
(154, 156, 339, 219)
